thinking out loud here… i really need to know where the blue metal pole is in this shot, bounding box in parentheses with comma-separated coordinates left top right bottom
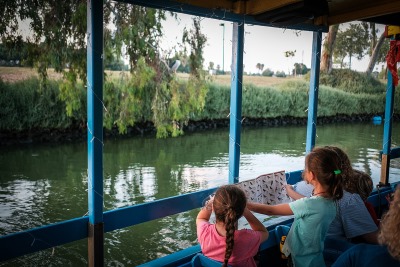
(228, 23, 244, 184)
(380, 66, 395, 185)
(87, 0, 104, 265)
(305, 31, 322, 153)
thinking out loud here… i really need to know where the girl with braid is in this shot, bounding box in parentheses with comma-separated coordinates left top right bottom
(196, 185, 269, 267)
(248, 146, 344, 267)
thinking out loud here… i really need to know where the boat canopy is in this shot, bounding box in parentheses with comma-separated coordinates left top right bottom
(119, 0, 400, 32)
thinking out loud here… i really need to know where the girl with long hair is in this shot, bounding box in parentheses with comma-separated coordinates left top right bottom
(196, 185, 269, 267)
(248, 146, 344, 267)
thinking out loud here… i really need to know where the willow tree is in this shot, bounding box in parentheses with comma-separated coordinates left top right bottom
(1, 1, 209, 138)
(152, 17, 209, 138)
(1, 0, 87, 84)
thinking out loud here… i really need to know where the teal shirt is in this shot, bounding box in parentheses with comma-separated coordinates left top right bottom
(283, 196, 336, 267)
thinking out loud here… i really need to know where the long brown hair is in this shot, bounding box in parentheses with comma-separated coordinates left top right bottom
(213, 185, 247, 267)
(326, 146, 374, 200)
(346, 169, 373, 201)
(305, 146, 344, 200)
(379, 187, 400, 260)
(325, 146, 353, 182)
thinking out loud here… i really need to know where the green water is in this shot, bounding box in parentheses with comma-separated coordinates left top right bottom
(1, 122, 399, 266)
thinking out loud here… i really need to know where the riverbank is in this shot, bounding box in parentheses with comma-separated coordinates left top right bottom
(1, 67, 392, 146)
(0, 113, 390, 146)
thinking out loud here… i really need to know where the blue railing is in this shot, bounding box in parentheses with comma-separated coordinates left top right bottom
(0, 188, 215, 261)
(1, 165, 397, 265)
(0, 172, 303, 262)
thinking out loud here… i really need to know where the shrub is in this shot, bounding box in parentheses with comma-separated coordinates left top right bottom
(0, 78, 72, 131)
(262, 68, 274, 77)
(275, 71, 286, 78)
(199, 83, 231, 119)
(305, 69, 385, 94)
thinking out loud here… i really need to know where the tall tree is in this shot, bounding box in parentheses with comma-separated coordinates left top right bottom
(368, 23, 377, 54)
(182, 17, 207, 79)
(293, 63, 308, 75)
(284, 50, 296, 75)
(362, 23, 390, 75)
(320, 25, 339, 73)
(366, 32, 387, 75)
(333, 23, 369, 70)
(255, 63, 264, 74)
(208, 61, 215, 70)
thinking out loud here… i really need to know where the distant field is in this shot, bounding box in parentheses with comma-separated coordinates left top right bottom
(0, 66, 304, 86)
(177, 72, 303, 86)
(0, 67, 63, 82)
(0, 67, 122, 82)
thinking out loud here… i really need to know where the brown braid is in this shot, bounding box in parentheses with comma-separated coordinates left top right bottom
(223, 208, 236, 266)
(213, 185, 246, 267)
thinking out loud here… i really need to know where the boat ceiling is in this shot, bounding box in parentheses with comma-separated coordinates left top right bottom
(120, 0, 400, 32)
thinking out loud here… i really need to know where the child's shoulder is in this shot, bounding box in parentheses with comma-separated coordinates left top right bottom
(236, 228, 263, 240)
(291, 195, 334, 209)
(197, 220, 213, 230)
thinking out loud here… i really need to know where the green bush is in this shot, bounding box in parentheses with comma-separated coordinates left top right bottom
(305, 69, 386, 94)
(242, 84, 290, 118)
(0, 78, 72, 131)
(198, 80, 386, 120)
(275, 71, 286, 78)
(199, 83, 231, 119)
(262, 68, 274, 77)
(317, 85, 385, 116)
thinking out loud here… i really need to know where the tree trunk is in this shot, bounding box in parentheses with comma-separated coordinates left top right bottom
(366, 32, 385, 75)
(320, 24, 339, 73)
(370, 23, 376, 54)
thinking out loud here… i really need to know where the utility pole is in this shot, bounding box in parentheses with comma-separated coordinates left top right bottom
(220, 23, 225, 74)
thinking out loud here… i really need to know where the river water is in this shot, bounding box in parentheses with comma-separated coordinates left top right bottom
(1, 122, 400, 266)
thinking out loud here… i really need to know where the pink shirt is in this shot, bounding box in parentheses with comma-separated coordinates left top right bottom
(197, 221, 262, 267)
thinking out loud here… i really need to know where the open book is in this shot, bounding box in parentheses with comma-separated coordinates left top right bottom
(236, 170, 292, 205)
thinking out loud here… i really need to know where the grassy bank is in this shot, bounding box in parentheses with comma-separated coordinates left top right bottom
(0, 67, 394, 138)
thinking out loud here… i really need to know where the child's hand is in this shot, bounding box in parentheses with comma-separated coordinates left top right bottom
(285, 184, 294, 192)
(204, 194, 214, 211)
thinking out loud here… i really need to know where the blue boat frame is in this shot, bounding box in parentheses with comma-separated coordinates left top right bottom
(1, 0, 399, 266)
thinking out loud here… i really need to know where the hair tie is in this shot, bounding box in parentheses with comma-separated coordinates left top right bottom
(334, 170, 341, 175)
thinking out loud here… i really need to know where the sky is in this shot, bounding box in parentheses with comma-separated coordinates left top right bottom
(160, 13, 379, 74)
(17, 11, 381, 74)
